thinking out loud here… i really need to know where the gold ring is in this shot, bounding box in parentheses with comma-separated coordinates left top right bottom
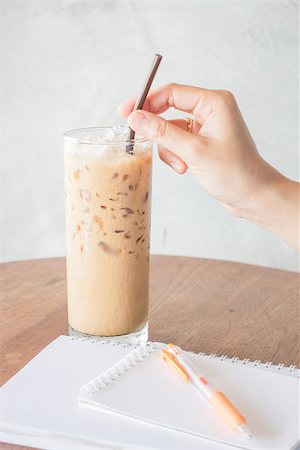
(185, 117, 194, 133)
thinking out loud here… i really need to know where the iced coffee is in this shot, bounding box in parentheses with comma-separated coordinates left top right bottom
(64, 127, 152, 343)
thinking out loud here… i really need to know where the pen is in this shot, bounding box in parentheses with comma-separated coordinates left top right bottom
(160, 344, 252, 439)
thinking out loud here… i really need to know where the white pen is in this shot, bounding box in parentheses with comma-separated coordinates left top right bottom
(161, 343, 252, 439)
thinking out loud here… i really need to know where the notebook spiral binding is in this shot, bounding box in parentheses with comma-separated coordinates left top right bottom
(70, 336, 136, 348)
(79, 341, 299, 395)
(79, 342, 159, 394)
(200, 354, 298, 373)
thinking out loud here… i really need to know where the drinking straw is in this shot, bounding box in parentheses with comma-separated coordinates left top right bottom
(126, 54, 162, 153)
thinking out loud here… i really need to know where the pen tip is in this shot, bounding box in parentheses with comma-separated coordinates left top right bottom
(237, 424, 252, 439)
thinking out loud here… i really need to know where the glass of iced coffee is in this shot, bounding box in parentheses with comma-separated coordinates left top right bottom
(64, 126, 152, 344)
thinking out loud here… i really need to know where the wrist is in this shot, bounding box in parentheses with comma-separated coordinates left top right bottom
(242, 166, 299, 248)
(243, 174, 285, 224)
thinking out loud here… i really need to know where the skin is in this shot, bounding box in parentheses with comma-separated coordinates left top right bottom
(118, 83, 299, 250)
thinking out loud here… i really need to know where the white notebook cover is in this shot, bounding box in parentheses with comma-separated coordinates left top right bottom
(79, 343, 300, 450)
(0, 335, 230, 450)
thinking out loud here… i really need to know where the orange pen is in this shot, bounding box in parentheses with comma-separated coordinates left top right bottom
(161, 344, 252, 439)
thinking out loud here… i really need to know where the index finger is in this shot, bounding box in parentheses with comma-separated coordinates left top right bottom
(118, 83, 218, 122)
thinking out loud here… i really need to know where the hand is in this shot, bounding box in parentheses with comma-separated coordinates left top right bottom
(119, 83, 299, 249)
(118, 83, 279, 218)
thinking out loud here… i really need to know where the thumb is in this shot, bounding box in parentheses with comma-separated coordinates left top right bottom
(128, 110, 201, 164)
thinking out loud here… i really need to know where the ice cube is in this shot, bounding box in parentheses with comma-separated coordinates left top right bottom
(112, 125, 130, 142)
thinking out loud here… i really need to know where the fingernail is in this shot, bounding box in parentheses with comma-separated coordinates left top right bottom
(167, 155, 183, 172)
(171, 160, 183, 172)
(128, 111, 148, 132)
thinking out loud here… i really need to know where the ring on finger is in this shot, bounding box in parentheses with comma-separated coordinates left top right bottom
(185, 117, 194, 133)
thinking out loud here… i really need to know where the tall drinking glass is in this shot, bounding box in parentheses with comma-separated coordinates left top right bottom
(64, 126, 152, 344)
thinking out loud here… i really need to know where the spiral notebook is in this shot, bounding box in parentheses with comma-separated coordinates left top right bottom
(0, 335, 242, 450)
(78, 342, 300, 450)
(0, 336, 299, 450)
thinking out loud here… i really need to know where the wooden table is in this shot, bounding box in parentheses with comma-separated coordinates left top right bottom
(0, 256, 299, 449)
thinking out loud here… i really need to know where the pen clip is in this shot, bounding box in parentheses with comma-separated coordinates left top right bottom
(160, 349, 189, 382)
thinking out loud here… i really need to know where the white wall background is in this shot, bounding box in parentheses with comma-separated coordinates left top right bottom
(0, 0, 299, 271)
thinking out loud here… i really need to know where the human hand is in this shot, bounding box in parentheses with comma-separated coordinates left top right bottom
(118, 83, 281, 219)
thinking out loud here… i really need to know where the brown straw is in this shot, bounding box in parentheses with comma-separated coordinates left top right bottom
(126, 54, 163, 153)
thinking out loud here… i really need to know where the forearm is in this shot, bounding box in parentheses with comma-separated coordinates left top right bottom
(243, 169, 300, 250)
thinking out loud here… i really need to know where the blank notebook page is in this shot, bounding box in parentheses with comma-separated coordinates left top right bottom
(79, 343, 300, 450)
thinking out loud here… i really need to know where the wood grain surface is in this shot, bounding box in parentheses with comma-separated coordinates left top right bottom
(0, 256, 299, 449)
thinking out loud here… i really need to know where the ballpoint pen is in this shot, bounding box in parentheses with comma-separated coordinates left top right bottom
(160, 344, 252, 439)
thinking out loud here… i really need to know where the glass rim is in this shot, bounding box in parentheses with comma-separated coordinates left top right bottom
(63, 126, 149, 145)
